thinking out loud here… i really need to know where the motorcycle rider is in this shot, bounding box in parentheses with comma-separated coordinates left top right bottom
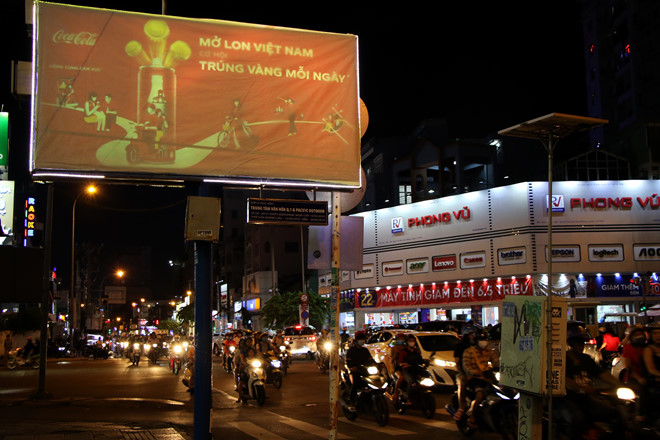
(22, 336, 37, 360)
(316, 329, 330, 363)
(462, 331, 498, 428)
(235, 336, 256, 402)
(222, 332, 238, 370)
(340, 327, 350, 353)
(641, 325, 660, 426)
(256, 332, 275, 355)
(555, 325, 625, 440)
(273, 330, 284, 348)
(392, 334, 424, 402)
(453, 326, 477, 421)
(345, 331, 373, 411)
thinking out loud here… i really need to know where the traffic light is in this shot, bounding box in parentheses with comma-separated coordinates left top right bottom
(640, 301, 647, 312)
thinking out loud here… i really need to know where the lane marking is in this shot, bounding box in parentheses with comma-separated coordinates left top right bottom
(340, 418, 415, 436)
(228, 422, 288, 440)
(277, 415, 353, 439)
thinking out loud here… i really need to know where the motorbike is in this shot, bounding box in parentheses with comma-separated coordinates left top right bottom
(6, 348, 40, 369)
(224, 344, 236, 373)
(262, 351, 284, 389)
(238, 356, 268, 406)
(316, 340, 332, 374)
(339, 361, 390, 427)
(128, 342, 142, 366)
(182, 359, 194, 393)
(144, 341, 161, 364)
(277, 344, 292, 375)
(169, 341, 188, 374)
(551, 386, 638, 440)
(92, 342, 110, 359)
(389, 361, 436, 419)
(445, 372, 519, 440)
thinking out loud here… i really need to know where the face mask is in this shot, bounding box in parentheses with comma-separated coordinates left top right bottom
(478, 341, 489, 349)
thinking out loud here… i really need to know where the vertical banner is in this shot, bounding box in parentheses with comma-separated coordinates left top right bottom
(32, 2, 360, 186)
(499, 295, 566, 395)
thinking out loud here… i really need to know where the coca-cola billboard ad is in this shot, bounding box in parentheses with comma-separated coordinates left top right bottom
(31, 3, 360, 186)
(355, 277, 533, 308)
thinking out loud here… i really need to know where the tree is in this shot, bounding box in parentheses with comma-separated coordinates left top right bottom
(261, 291, 330, 330)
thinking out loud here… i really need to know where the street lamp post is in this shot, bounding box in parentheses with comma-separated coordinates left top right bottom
(69, 185, 97, 351)
(499, 113, 607, 440)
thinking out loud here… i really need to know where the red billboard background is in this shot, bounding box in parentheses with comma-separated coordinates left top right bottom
(355, 277, 534, 308)
(32, 3, 360, 186)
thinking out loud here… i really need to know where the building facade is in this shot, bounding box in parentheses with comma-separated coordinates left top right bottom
(337, 180, 660, 334)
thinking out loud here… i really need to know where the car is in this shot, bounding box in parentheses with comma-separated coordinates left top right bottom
(407, 331, 461, 388)
(283, 325, 317, 358)
(414, 320, 478, 336)
(363, 329, 410, 373)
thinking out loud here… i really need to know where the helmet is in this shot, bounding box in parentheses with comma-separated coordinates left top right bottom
(461, 325, 476, 337)
(474, 331, 489, 341)
(567, 325, 589, 341)
(354, 331, 367, 341)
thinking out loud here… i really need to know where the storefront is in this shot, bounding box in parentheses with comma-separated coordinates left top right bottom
(339, 181, 660, 331)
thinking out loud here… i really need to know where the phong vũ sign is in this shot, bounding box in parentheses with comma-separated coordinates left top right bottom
(31, 2, 360, 186)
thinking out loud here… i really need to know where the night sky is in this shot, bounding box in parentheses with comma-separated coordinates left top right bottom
(1, 1, 589, 297)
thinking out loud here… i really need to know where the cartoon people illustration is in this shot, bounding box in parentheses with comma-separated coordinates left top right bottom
(142, 103, 166, 151)
(84, 91, 106, 131)
(57, 81, 76, 107)
(103, 94, 117, 130)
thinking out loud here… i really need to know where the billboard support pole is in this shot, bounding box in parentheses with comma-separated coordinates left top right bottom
(329, 192, 341, 440)
(36, 183, 54, 398)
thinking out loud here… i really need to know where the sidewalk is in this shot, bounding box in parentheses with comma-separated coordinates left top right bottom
(2, 426, 189, 440)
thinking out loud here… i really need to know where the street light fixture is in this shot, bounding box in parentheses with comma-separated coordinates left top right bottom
(499, 113, 608, 440)
(70, 184, 97, 343)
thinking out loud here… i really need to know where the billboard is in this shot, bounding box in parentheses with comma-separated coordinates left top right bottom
(31, 2, 360, 186)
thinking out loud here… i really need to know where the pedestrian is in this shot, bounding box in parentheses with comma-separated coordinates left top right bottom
(568, 278, 577, 298)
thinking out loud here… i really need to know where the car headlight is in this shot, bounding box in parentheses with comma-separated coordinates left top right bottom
(433, 359, 456, 368)
(420, 378, 435, 387)
(251, 360, 262, 368)
(367, 366, 378, 375)
(271, 359, 282, 368)
(616, 387, 636, 401)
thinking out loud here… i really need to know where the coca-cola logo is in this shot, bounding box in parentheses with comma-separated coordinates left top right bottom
(52, 29, 98, 46)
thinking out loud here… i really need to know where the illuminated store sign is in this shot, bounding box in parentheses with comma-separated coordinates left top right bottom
(460, 251, 486, 269)
(406, 258, 429, 274)
(355, 277, 533, 308)
(24, 197, 36, 247)
(588, 244, 624, 262)
(382, 261, 404, 277)
(354, 264, 374, 280)
(432, 255, 457, 271)
(633, 244, 660, 261)
(545, 245, 581, 263)
(498, 247, 526, 265)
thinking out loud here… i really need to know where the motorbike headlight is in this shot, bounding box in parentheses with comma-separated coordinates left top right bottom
(163, 342, 168, 348)
(271, 360, 282, 368)
(324, 342, 332, 351)
(183, 342, 189, 349)
(152, 343, 158, 348)
(367, 366, 378, 375)
(229, 345, 236, 352)
(495, 371, 501, 382)
(173, 345, 182, 354)
(616, 387, 636, 401)
(279, 345, 286, 351)
(433, 359, 456, 368)
(133, 343, 140, 350)
(251, 360, 262, 368)
(420, 378, 435, 387)
(143, 344, 150, 351)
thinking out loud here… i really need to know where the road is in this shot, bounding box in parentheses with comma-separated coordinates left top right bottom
(0, 353, 484, 440)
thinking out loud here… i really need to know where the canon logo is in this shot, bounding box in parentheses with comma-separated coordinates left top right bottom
(53, 29, 98, 46)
